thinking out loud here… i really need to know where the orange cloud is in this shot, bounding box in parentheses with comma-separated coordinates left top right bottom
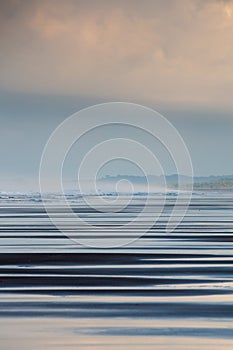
(0, 0, 233, 110)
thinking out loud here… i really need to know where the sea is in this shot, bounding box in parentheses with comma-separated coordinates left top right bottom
(0, 191, 233, 350)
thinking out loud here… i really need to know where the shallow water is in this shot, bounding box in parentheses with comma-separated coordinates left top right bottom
(0, 192, 233, 349)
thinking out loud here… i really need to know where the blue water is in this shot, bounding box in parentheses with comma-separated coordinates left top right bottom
(0, 191, 233, 349)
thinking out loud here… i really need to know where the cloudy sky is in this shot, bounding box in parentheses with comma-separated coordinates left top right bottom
(0, 0, 233, 191)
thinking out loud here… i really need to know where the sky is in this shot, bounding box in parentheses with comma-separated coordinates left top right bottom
(0, 0, 233, 191)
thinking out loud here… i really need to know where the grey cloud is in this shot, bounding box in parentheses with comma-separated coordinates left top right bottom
(0, 0, 233, 110)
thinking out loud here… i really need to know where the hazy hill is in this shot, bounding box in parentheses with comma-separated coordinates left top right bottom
(99, 174, 233, 190)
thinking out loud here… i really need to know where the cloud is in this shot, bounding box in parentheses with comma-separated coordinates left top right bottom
(0, 0, 233, 110)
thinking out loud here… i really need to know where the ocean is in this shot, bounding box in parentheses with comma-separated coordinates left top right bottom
(0, 191, 233, 349)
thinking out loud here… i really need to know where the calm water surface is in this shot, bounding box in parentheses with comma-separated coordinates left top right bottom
(0, 192, 233, 349)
